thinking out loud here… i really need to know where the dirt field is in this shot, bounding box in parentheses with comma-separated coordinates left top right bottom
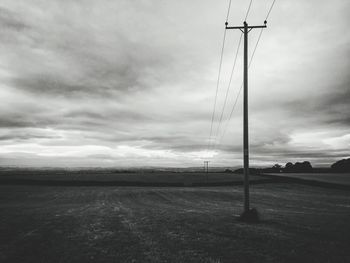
(1, 182, 350, 262)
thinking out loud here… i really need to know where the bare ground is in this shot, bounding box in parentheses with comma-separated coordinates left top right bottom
(0, 182, 350, 263)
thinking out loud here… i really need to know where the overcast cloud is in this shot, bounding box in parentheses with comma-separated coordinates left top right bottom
(0, 0, 349, 167)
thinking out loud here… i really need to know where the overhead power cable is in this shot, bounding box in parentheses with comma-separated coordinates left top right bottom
(226, 0, 232, 21)
(244, 0, 253, 21)
(265, 0, 276, 20)
(212, 33, 243, 148)
(216, 0, 277, 146)
(209, 0, 254, 151)
(207, 0, 232, 150)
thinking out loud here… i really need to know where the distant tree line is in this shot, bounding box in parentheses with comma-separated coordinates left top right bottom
(331, 158, 350, 172)
(233, 158, 350, 174)
(281, 161, 313, 173)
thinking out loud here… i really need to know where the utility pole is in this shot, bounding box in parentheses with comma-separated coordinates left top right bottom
(204, 161, 209, 181)
(225, 21, 267, 216)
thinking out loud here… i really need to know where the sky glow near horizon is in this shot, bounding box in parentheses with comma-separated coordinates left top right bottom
(0, 0, 349, 167)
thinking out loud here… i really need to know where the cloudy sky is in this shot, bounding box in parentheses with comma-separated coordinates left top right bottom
(0, 0, 349, 168)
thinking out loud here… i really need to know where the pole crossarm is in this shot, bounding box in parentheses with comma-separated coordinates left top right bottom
(225, 22, 267, 30)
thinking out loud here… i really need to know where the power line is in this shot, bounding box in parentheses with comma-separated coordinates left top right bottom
(265, 0, 276, 20)
(218, 31, 263, 145)
(219, 82, 243, 142)
(226, 0, 232, 22)
(207, 0, 232, 150)
(208, 0, 276, 153)
(208, 29, 227, 149)
(249, 28, 264, 67)
(216, 0, 277, 147)
(213, 33, 243, 148)
(210, 0, 254, 151)
(244, 0, 253, 21)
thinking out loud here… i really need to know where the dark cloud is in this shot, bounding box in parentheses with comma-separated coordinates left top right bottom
(0, 7, 29, 31)
(0, 133, 60, 141)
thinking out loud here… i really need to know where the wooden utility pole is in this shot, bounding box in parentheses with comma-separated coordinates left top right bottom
(204, 161, 209, 181)
(206, 161, 209, 174)
(225, 21, 267, 215)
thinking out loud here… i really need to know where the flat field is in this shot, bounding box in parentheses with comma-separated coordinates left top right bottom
(266, 173, 350, 185)
(0, 170, 267, 186)
(0, 179, 350, 262)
